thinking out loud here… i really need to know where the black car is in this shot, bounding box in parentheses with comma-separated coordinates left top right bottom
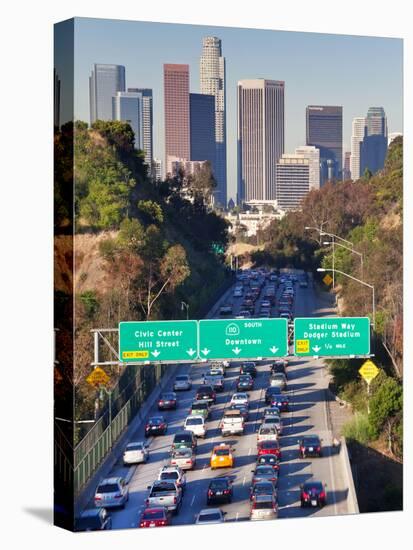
(76, 508, 112, 531)
(240, 362, 257, 378)
(250, 480, 277, 501)
(300, 481, 327, 507)
(157, 392, 177, 410)
(251, 465, 279, 487)
(271, 361, 286, 376)
(265, 386, 282, 404)
(237, 374, 254, 391)
(256, 453, 280, 471)
(145, 415, 167, 437)
(228, 403, 249, 421)
(298, 435, 323, 458)
(206, 477, 233, 504)
(271, 394, 290, 412)
(196, 384, 216, 403)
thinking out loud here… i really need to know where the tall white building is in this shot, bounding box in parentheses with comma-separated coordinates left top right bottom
(200, 36, 227, 208)
(294, 146, 320, 190)
(153, 158, 162, 182)
(350, 117, 366, 181)
(237, 79, 285, 204)
(276, 155, 310, 211)
(128, 88, 154, 171)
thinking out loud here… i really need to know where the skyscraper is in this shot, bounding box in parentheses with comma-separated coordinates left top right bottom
(360, 107, 388, 175)
(350, 117, 366, 181)
(89, 63, 125, 124)
(200, 37, 227, 208)
(343, 151, 351, 180)
(163, 64, 190, 176)
(190, 93, 216, 172)
(153, 158, 162, 181)
(237, 79, 285, 204)
(112, 91, 143, 149)
(294, 146, 320, 190)
(128, 88, 154, 171)
(276, 155, 310, 211)
(54, 68, 61, 130)
(306, 105, 343, 184)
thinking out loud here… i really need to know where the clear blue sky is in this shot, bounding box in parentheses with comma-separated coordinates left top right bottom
(72, 17, 403, 201)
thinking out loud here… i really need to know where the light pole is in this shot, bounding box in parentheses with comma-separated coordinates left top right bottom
(304, 221, 329, 245)
(322, 240, 364, 278)
(181, 301, 189, 320)
(317, 268, 375, 329)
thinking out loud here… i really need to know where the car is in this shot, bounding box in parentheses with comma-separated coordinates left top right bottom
(250, 481, 277, 502)
(237, 374, 254, 391)
(269, 373, 287, 390)
(230, 392, 249, 407)
(270, 394, 290, 412)
(240, 362, 257, 378)
(219, 304, 233, 317)
(250, 494, 278, 521)
(184, 415, 206, 438)
(220, 409, 245, 436)
(257, 439, 281, 458)
(195, 508, 226, 525)
(145, 416, 168, 437)
(146, 480, 183, 513)
(257, 425, 279, 443)
(170, 447, 196, 470)
(262, 415, 282, 435)
(157, 465, 187, 492)
(256, 454, 280, 471)
(157, 392, 177, 410)
(189, 399, 210, 420)
(236, 310, 251, 319)
(251, 465, 279, 487)
(196, 384, 216, 404)
(171, 430, 197, 452)
(173, 374, 192, 391)
(298, 435, 323, 458)
(279, 312, 292, 321)
(94, 477, 129, 509)
(210, 443, 234, 469)
(270, 361, 285, 375)
(263, 406, 281, 418)
(265, 386, 282, 405)
(300, 481, 327, 507)
(123, 441, 149, 465)
(228, 403, 249, 421)
(75, 508, 112, 531)
(208, 365, 225, 377)
(203, 374, 224, 392)
(206, 477, 233, 504)
(233, 289, 243, 298)
(139, 507, 171, 528)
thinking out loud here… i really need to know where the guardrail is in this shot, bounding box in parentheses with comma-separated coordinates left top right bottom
(340, 436, 360, 513)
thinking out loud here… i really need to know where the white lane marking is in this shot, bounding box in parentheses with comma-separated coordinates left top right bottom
(190, 495, 196, 506)
(236, 512, 239, 521)
(242, 475, 246, 486)
(248, 447, 252, 456)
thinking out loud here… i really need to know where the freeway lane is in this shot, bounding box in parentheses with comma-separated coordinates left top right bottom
(81, 269, 351, 529)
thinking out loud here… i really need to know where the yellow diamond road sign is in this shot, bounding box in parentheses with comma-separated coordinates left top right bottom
(359, 359, 380, 383)
(323, 274, 333, 286)
(86, 367, 110, 387)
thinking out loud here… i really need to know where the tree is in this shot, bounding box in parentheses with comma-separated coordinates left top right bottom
(369, 376, 403, 454)
(117, 218, 145, 252)
(137, 199, 164, 225)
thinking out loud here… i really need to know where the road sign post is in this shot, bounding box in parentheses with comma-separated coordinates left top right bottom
(198, 318, 288, 360)
(294, 317, 370, 357)
(119, 320, 198, 363)
(359, 359, 380, 414)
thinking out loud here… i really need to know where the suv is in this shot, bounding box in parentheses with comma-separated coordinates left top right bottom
(189, 399, 210, 420)
(94, 477, 129, 509)
(237, 374, 254, 391)
(145, 480, 182, 514)
(171, 430, 197, 452)
(240, 362, 257, 378)
(196, 385, 216, 404)
(207, 478, 233, 505)
(184, 415, 206, 438)
(298, 435, 323, 458)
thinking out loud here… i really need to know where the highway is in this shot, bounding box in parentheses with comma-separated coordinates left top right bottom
(80, 270, 351, 528)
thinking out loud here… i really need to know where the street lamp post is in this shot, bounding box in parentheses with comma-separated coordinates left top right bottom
(322, 240, 364, 278)
(181, 301, 189, 320)
(317, 267, 375, 329)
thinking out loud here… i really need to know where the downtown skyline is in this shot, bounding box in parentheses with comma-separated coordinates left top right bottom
(69, 17, 403, 201)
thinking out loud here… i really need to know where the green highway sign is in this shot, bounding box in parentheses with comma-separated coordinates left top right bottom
(294, 317, 370, 357)
(119, 320, 198, 363)
(198, 318, 288, 360)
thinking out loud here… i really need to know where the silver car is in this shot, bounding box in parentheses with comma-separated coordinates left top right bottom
(173, 374, 192, 391)
(270, 373, 287, 390)
(262, 415, 282, 435)
(170, 447, 196, 470)
(250, 494, 278, 521)
(195, 508, 226, 525)
(94, 477, 129, 508)
(123, 441, 149, 465)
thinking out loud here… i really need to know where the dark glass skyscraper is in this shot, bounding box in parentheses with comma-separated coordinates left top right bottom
(306, 105, 343, 185)
(89, 63, 126, 124)
(360, 106, 388, 176)
(190, 93, 216, 174)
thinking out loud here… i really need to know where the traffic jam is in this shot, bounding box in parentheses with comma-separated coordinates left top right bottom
(77, 269, 329, 531)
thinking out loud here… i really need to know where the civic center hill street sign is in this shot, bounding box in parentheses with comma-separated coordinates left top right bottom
(119, 320, 198, 362)
(294, 317, 370, 357)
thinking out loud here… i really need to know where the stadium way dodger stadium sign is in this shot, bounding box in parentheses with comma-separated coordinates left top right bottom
(294, 317, 370, 357)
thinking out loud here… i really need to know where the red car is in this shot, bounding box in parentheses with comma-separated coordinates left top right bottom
(257, 439, 281, 458)
(139, 507, 171, 527)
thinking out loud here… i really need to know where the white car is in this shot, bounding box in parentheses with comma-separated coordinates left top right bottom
(195, 508, 226, 525)
(173, 374, 192, 391)
(157, 465, 187, 492)
(257, 425, 279, 442)
(230, 392, 249, 407)
(184, 415, 206, 438)
(262, 415, 282, 435)
(123, 441, 149, 465)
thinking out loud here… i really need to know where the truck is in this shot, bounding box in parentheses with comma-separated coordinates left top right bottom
(219, 409, 245, 436)
(145, 480, 182, 514)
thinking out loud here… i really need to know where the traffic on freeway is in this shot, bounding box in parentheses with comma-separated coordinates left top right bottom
(76, 268, 351, 531)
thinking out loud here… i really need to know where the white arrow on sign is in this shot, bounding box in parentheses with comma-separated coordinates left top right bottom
(186, 348, 196, 357)
(269, 346, 279, 354)
(232, 347, 242, 355)
(201, 348, 210, 356)
(151, 350, 161, 358)
(312, 345, 321, 353)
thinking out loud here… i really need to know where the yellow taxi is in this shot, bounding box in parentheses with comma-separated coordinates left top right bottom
(210, 443, 234, 470)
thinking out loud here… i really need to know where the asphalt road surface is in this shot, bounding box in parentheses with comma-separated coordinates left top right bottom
(82, 270, 351, 529)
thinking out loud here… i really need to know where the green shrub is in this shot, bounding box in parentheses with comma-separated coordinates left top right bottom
(343, 412, 374, 444)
